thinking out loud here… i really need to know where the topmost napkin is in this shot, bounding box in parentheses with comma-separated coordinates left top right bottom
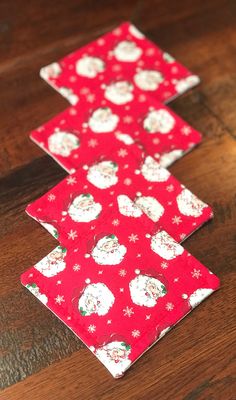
(40, 22, 200, 105)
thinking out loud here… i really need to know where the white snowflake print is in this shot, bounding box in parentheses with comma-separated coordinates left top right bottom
(107, 319, 112, 324)
(48, 194, 56, 202)
(181, 126, 191, 136)
(124, 178, 132, 186)
(166, 184, 174, 192)
(138, 94, 146, 102)
(87, 94, 95, 103)
(161, 261, 168, 269)
(66, 176, 77, 185)
(56, 280, 62, 285)
(123, 306, 134, 317)
(191, 269, 202, 279)
(88, 139, 98, 148)
(119, 269, 127, 277)
(97, 38, 105, 46)
(179, 233, 186, 241)
(163, 91, 172, 99)
(172, 216, 182, 225)
(73, 264, 81, 271)
(112, 64, 122, 72)
(132, 330, 140, 338)
(88, 324, 96, 333)
(153, 138, 160, 145)
(69, 75, 77, 82)
(174, 277, 179, 282)
(123, 115, 133, 124)
(118, 148, 128, 158)
(112, 219, 120, 226)
(145, 48, 155, 56)
(120, 288, 124, 292)
(128, 234, 139, 243)
(69, 108, 77, 116)
(165, 302, 174, 311)
(55, 295, 65, 305)
(171, 66, 179, 74)
(145, 314, 151, 320)
(80, 87, 90, 95)
(67, 229, 78, 240)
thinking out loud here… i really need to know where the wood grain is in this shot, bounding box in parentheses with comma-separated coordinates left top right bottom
(0, 0, 236, 398)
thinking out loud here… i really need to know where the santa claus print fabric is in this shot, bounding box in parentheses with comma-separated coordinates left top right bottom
(25, 146, 213, 248)
(40, 22, 200, 105)
(30, 85, 201, 173)
(20, 20, 220, 379)
(21, 230, 219, 378)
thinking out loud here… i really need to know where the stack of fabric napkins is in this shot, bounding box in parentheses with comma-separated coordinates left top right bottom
(21, 22, 220, 378)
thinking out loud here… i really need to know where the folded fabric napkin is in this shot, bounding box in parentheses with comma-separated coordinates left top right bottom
(40, 21, 200, 105)
(21, 227, 219, 378)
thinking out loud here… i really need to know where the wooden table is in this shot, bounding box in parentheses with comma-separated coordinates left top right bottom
(1, 1, 236, 399)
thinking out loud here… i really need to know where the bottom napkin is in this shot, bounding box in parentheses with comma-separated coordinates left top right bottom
(21, 230, 219, 378)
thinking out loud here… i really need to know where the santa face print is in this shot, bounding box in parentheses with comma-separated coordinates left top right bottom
(104, 81, 134, 105)
(95, 341, 131, 378)
(34, 246, 67, 277)
(129, 274, 167, 307)
(78, 283, 115, 316)
(177, 189, 207, 217)
(143, 109, 175, 134)
(58, 87, 79, 105)
(26, 283, 48, 305)
(117, 195, 143, 218)
(88, 107, 119, 133)
(87, 160, 118, 189)
(174, 75, 200, 94)
(135, 196, 164, 223)
(141, 156, 171, 182)
(134, 70, 164, 91)
(188, 288, 213, 309)
(48, 131, 80, 157)
(91, 234, 127, 265)
(151, 231, 184, 260)
(40, 62, 62, 80)
(68, 194, 102, 222)
(76, 56, 105, 78)
(113, 40, 142, 62)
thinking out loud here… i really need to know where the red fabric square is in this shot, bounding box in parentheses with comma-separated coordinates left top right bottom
(26, 147, 212, 248)
(40, 22, 199, 105)
(21, 228, 219, 378)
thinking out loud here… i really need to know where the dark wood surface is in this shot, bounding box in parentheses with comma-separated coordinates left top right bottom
(1, 1, 236, 399)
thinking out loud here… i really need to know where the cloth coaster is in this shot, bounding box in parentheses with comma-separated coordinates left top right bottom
(40, 22, 200, 105)
(30, 85, 202, 174)
(26, 147, 213, 248)
(21, 229, 220, 378)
